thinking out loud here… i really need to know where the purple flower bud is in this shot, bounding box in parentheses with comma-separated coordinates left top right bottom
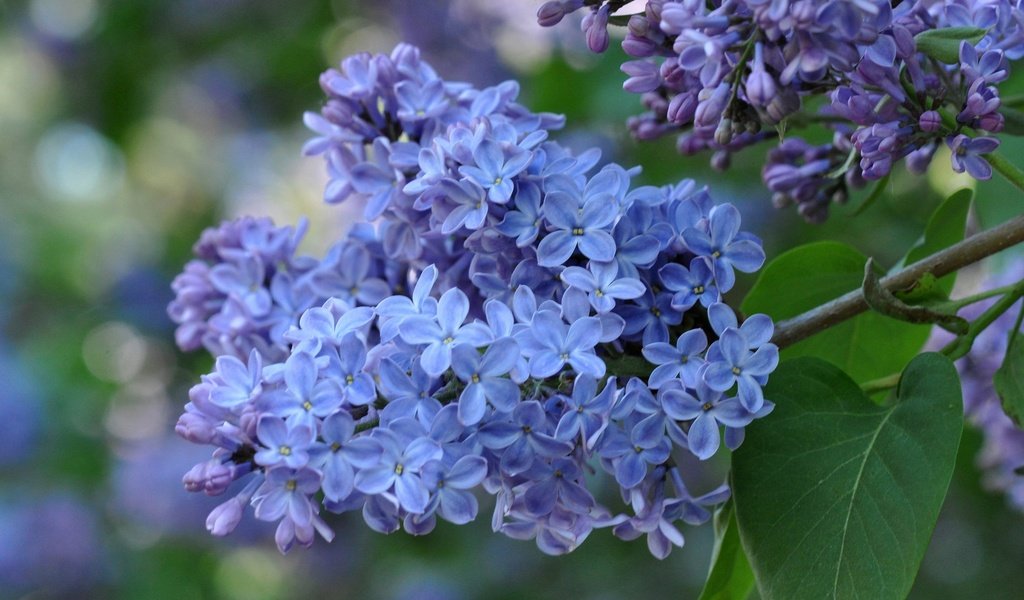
(175, 410, 218, 445)
(667, 91, 698, 124)
(711, 151, 731, 171)
(623, 33, 659, 58)
(765, 88, 800, 123)
(537, 1, 566, 27)
(694, 83, 730, 128)
(979, 112, 1005, 133)
(206, 496, 246, 536)
(183, 459, 235, 496)
(582, 5, 611, 54)
(622, 60, 661, 94)
(745, 44, 777, 108)
(919, 110, 942, 133)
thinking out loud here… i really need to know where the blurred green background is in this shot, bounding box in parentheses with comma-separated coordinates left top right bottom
(2, 0, 1024, 598)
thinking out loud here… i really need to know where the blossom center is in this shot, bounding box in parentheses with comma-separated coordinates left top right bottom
(279, 445, 292, 456)
(394, 463, 405, 475)
(571, 227, 585, 236)
(731, 366, 742, 375)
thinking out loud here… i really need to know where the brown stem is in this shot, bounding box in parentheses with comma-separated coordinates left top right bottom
(771, 214, 1024, 349)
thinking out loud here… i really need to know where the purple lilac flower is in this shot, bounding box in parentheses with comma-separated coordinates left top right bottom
(171, 44, 779, 559)
(538, 0, 1024, 221)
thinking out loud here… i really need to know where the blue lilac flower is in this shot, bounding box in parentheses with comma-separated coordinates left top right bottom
(560, 261, 645, 314)
(536, 190, 618, 267)
(255, 416, 316, 469)
(553, 375, 616, 449)
(420, 455, 488, 525)
(310, 411, 383, 502)
(398, 288, 493, 376)
(450, 337, 522, 425)
(642, 329, 708, 389)
(355, 429, 442, 514)
(171, 43, 779, 560)
(704, 329, 779, 412)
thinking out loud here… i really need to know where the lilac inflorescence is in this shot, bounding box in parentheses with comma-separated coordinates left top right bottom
(947, 260, 1024, 510)
(538, 0, 1024, 222)
(170, 44, 779, 558)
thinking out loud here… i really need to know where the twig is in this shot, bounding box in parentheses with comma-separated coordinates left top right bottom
(771, 214, 1024, 349)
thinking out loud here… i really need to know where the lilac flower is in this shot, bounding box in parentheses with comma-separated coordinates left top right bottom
(208, 350, 263, 410)
(252, 467, 322, 527)
(326, 333, 377, 406)
(458, 140, 532, 203)
(439, 178, 490, 234)
(658, 258, 719, 311)
(172, 43, 781, 559)
(375, 264, 439, 342)
(601, 425, 673, 489)
(682, 204, 765, 292)
(378, 358, 442, 427)
(398, 287, 493, 376)
(450, 337, 522, 425)
(948, 134, 1000, 180)
(537, 191, 618, 267)
(496, 182, 543, 247)
(477, 401, 573, 476)
(354, 430, 442, 514)
(524, 311, 605, 378)
(255, 416, 316, 469)
(642, 329, 708, 389)
(420, 455, 488, 525)
(523, 457, 595, 516)
(285, 303, 375, 355)
(560, 262, 645, 314)
(310, 411, 382, 502)
(617, 290, 682, 346)
(662, 384, 757, 460)
(553, 375, 616, 449)
(704, 329, 779, 412)
(258, 352, 342, 425)
(707, 303, 774, 348)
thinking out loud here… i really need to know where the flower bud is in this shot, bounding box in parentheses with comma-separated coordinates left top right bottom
(919, 110, 942, 133)
(206, 496, 245, 536)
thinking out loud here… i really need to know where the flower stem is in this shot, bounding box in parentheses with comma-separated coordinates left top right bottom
(988, 151, 1024, 194)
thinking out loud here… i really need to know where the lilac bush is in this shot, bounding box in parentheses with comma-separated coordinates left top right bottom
(169, 44, 779, 558)
(539, 0, 1024, 221)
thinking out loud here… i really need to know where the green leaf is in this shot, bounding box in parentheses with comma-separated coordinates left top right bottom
(741, 241, 931, 383)
(995, 331, 1024, 426)
(914, 27, 987, 63)
(896, 188, 973, 297)
(732, 354, 963, 600)
(698, 501, 755, 600)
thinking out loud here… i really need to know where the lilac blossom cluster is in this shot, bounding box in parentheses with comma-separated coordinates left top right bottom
(170, 44, 778, 558)
(538, 0, 1024, 221)
(945, 259, 1024, 509)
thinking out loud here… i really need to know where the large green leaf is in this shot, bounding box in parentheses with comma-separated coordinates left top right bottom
(732, 354, 963, 600)
(995, 331, 1024, 426)
(741, 241, 931, 383)
(698, 502, 755, 600)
